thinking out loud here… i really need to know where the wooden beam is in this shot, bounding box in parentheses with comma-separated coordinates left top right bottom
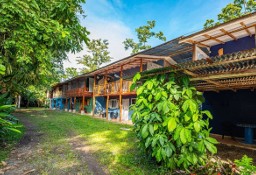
(92, 75, 96, 117)
(119, 65, 123, 122)
(140, 58, 143, 72)
(106, 95, 109, 120)
(192, 43, 197, 61)
(203, 34, 225, 44)
(182, 23, 256, 45)
(183, 69, 234, 90)
(255, 26, 256, 47)
(220, 28, 237, 40)
(74, 97, 76, 111)
(190, 69, 256, 81)
(240, 22, 252, 36)
(82, 95, 85, 112)
(187, 40, 210, 48)
(168, 47, 192, 57)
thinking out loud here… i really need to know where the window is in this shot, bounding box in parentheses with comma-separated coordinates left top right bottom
(109, 99, 118, 108)
(131, 98, 136, 105)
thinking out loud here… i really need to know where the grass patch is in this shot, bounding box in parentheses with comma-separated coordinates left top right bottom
(15, 108, 169, 174)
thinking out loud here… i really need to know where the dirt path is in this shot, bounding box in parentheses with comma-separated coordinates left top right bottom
(68, 135, 109, 175)
(0, 113, 42, 175)
(0, 112, 109, 175)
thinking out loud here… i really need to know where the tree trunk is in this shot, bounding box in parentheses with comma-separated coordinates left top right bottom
(18, 95, 21, 108)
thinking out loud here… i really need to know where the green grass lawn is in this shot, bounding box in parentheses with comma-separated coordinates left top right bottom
(10, 108, 169, 175)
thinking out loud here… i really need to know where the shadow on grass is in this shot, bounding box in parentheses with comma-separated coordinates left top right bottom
(15, 108, 172, 175)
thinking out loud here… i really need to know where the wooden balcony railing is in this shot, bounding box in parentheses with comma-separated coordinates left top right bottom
(94, 80, 136, 96)
(63, 87, 92, 97)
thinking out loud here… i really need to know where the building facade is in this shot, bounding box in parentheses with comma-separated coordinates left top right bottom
(49, 13, 256, 130)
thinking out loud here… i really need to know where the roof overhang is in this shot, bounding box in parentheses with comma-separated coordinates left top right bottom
(179, 12, 256, 47)
(87, 54, 168, 76)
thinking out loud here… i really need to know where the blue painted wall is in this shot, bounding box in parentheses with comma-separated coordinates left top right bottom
(210, 35, 255, 57)
(52, 98, 65, 109)
(203, 90, 256, 138)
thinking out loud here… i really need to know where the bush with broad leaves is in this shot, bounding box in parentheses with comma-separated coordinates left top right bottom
(130, 72, 218, 172)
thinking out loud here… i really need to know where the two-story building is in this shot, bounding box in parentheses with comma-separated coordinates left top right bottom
(50, 12, 255, 140)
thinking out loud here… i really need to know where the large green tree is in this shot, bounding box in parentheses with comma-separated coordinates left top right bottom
(77, 39, 111, 73)
(63, 67, 79, 80)
(0, 0, 89, 96)
(204, 0, 256, 29)
(123, 20, 166, 55)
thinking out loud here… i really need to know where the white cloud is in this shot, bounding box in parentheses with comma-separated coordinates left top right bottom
(63, 0, 134, 70)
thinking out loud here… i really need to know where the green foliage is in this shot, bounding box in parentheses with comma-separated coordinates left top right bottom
(123, 20, 166, 55)
(63, 67, 79, 80)
(234, 155, 256, 175)
(0, 93, 21, 143)
(77, 39, 111, 73)
(0, 0, 89, 95)
(204, 0, 256, 29)
(130, 72, 218, 172)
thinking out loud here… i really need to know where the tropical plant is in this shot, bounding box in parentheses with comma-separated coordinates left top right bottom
(123, 20, 166, 55)
(0, 93, 21, 143)
(234, 155, 256, 175)
(130, 72, 218, 172)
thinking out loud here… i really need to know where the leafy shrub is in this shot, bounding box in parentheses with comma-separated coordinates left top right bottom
(0, 93, 21, 143)
(130, 72, 218, 172)
(234, 155, 256, 175)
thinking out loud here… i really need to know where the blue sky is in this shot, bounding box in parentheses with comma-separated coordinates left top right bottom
(65, 0, 233, 69)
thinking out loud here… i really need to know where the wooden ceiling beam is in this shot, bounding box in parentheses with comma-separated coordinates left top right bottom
(168, 47, 192, 57)
(220, 28, 237, 40)
(190, 69, 256, 81)
(240, 22, 252, 36)
(203, 34, 225, 44)
(184, 23, 256, 44)
(187, 40, 210, 48)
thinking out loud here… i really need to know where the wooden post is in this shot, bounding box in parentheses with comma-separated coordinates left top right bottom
(69, 97, 72, 112)
(74, 97, 76, 112)
(65, 98, 68, 110)
(192, 43, 197, 61)
(92, 75, 96, 117)
(140, 59, 143, 72)
(254, 26, 256, 47)
(119, 65, 123, 122)
(82, 95, 85, 112)
(106, 95, 109, 120)
(104, 73, 107, 95)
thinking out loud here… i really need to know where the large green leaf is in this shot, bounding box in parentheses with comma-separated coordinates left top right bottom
(136, 86, 144, 95)
(206, 137, 218, 144)
(194, 122, 201, 132)
(204, 140, 217, 154)
(168, 117, 177, 132)
(202, 110, 213, 119)
(149, 124, 154, 136)
(155, 92, 162, 101)
(133, 72, 141, 83)
(141, 124, 149, 139)
(180, 128, 187, 144)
